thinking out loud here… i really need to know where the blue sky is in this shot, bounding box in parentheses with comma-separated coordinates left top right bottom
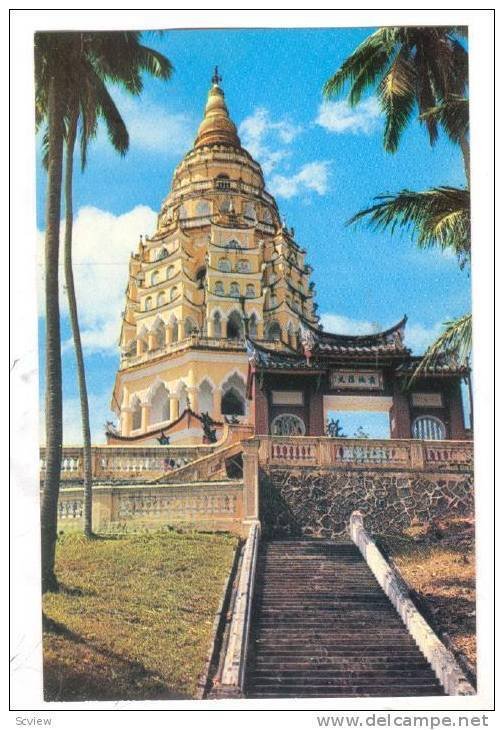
(36, 27, 471, 443)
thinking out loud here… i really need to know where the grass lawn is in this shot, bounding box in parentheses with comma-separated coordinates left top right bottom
(378, 516, 476, 675)
(43, 530, 238, 701)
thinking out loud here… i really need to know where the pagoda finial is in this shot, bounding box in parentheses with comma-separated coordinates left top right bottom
(194, 68, 240, 148)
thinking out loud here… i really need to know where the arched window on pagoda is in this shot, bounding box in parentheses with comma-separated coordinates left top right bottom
(246, 284, 255, 298)
(196, 267, 206, 289)
(196, 200, 211, 217)
(157, 291, 166, 308)
(248, 313, 258, 337)
(263, 208, 273, 224)
(214, 281, 224, 295)
(229, 282, 240, 297)
(199, 379, 213, 416)
(155, 248, 168, 261)
(213, 311, 222, 337)
(227, 311, 244, 339)
(153, 321, 165, 349)
(170, 317, 179, 343)
(266, 320, 281, 341)
(226, 239, 241, 250)
(215, 174, 231, 191)
(167, 265, 175, 279)
(237, 259, 250, 273)
(218, 257, 231, 273)
(221, 373, 246, 416)
(184, 317, 197, 337)
(244, 202, 256, 221)
(170, 286, 178, 301)
(145, 296, 153, 311)
(150, 383, 170, 425)
(131, 396, 142, 431)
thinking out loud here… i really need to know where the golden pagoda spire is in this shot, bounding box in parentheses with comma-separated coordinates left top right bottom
(194, 67, 241, 148)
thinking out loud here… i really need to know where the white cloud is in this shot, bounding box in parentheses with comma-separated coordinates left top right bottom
(38, 205, 158, 354)
(316, 98, 380, 135)
(405, 321, 445, 354)
(238, 107, 302, 175)
(321, 312, 446, 355)
(269, 161, 330, 199)
(320, 313, 382, 335)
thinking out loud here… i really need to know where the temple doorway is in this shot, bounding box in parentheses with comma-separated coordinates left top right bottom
(323, 395, 393, 439)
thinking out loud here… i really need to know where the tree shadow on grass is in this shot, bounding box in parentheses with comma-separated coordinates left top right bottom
(42, 614, 191, 702)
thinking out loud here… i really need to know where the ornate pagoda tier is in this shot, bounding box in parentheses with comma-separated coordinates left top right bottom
(110, 72, 319, 444)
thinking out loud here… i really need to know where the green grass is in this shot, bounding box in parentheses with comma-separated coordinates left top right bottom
(43, 530, 239, 701)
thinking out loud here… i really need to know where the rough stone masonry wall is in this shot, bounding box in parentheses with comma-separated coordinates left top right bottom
(260, 467, 474, 538)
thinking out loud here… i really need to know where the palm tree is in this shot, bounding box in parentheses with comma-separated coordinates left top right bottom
(63, 95, 128, 538)
(348, 186, 470, 267)
(36, 31, 172, 588)
(348, 186, 471, 375)
(325, 26, 471, 374)
(36, 34, 66, 593)
(324, 26, 468, 158)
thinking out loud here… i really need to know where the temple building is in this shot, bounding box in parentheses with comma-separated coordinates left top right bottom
(108, 71, 469, 445)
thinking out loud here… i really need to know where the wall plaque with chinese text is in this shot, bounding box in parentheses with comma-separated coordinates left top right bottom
(272, 390, 304, 405)
(411, 392, 443, 408)
(329, 370, 383, 390)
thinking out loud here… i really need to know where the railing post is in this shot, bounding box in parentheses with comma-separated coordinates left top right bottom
(242, 438, 259, 522)
(410, 442, 425, 470)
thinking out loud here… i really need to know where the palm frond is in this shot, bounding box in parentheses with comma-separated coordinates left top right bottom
(86, 66, 129, 156)
(136, 44, 173, 80)
(420, 96, 469, 144)
(348, 186, 470, 266)
(410, 314, 472, 382)
(378, 50, 416, 152)
(323, 25, 469, 154)
(323, 27, 398, 100)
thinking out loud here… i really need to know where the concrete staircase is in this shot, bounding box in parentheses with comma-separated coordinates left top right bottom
(245, 540, 445, 698)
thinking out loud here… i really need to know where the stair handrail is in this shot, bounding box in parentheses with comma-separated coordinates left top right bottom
(220, 519, 261, 691)
(349, 511, 475, 696)
(149, 439, 247, 484)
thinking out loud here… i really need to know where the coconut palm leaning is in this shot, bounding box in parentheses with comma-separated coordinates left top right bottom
(35, 31, 172, 591)
(324, 26, 471, 375)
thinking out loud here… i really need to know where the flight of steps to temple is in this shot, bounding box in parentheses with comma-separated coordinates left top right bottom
(245, 540, 445, 698)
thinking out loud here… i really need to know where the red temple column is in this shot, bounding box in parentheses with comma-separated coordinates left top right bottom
(253, 375, 269, 435)
(447, 382, 466, 439)
(390, 380, 411, 438)
(309, 388, 325, 436)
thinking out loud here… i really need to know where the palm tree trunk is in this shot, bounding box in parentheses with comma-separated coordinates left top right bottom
(40, 74, 64, 593)
(63, 106, 94, 537)
(460, 135, 470, 187)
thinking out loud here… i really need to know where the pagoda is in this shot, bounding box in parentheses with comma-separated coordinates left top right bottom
(109, 70, 319, 444)
(109, 71, 469, 445)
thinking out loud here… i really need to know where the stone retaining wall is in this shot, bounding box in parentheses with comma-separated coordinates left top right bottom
(260, 467, 473, 538)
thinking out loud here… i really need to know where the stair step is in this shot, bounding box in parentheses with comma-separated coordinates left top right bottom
(245, 539, 444, 699)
